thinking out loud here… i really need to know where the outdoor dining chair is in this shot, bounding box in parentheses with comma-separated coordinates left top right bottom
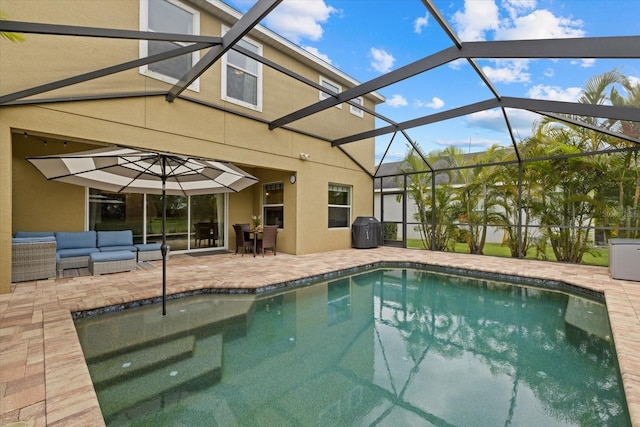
(233, 223, 253, 255)
(255, 225, 278, 256)
(194, 222, 212, 247)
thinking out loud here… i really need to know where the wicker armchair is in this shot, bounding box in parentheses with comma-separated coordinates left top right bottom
(11, 238, 57, 282)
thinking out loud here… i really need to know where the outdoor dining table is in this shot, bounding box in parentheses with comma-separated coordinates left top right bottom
(249, 228, 263, 257)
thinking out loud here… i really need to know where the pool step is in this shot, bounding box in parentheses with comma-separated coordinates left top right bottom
(89, 335, 196, 386)
(96, 333, 223, 419)
(76, 296, 254, 360)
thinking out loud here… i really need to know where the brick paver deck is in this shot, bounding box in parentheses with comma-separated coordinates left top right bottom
(1, 247, 639, 426)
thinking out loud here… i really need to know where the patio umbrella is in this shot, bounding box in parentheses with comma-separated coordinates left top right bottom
(27, 146, 259, 315)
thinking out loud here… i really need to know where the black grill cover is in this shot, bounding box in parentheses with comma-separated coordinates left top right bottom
(351, 216, 382, 248)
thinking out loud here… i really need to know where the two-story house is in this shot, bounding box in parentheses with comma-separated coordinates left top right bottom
(0, 0, 385, 293)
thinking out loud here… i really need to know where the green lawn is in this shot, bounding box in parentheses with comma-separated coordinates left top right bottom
(405, 239, 609, 267)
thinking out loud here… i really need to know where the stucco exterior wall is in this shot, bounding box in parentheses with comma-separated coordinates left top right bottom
(0, 0, 380, 293)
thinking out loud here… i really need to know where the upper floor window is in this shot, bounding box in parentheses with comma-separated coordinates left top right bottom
(328, 184, 351, 228)
(222, 26, 262, 111)
(350, 96, 364, 117)
(319, 76, 342, 108)
(139, 0, 200, 91)
(263, 182, 284, 229)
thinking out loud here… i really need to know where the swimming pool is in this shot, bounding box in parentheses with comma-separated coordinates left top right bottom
(74, 267, 630, 426)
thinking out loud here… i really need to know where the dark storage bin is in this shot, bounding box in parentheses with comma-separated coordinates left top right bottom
(352, 217, 382, 249)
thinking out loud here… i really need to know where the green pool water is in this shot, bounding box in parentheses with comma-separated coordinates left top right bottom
(74, 267, 630, 426)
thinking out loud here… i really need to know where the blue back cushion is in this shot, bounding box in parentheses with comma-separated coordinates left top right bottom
(97, 230, 133, 248)
(12, 236, 56, 244)
(14, 231, 55, 238)
(55, 231, 97, 250)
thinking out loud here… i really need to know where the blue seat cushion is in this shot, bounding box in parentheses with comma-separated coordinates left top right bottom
(14, 231, 55, 238)
(56, 231, 97, 250)
(100, 245, 138, 252)
(90, 251, 136, 262)
(57, 248, 101, 258)
(97, 230, 133, 249)
(135, 243, 162, 252)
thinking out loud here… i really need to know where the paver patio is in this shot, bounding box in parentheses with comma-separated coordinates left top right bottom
(1, 247, 639, 426)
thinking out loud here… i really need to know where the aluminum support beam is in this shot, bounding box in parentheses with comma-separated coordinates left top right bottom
(0, 43, 211, 105)
(333, 99, 500, 146)
(503, 96, 640, 122)
(270, 35, 639, 131)
(333, 97, 640, 146)
(0, 20, 222, 43)
(268, 47, 460, 130)
(165, 0, 281, 102)
(541, 111, 640, 145)
(460, 36, 640, 59)
(233, 46, 396, 126)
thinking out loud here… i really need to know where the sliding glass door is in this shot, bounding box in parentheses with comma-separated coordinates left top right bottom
(89, 189, 226, 251)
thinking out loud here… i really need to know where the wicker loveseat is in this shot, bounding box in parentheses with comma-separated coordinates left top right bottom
(11, 235, 57, 282)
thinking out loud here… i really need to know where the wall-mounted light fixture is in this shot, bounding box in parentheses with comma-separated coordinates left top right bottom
(300, 152, 310, 161)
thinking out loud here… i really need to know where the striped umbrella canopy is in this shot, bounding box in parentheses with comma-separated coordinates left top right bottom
(27, 145, 259, 315)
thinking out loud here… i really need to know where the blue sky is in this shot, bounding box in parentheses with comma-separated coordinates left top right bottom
(226, 0, 639, 163)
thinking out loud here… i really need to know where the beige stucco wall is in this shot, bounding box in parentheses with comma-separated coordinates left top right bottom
(1, 96, 374, 292)
(0, 0, 380, 293)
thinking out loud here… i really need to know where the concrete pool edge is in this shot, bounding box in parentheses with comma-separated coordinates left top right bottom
(71, 260, 606, 319)
(2, 248, 639, 426)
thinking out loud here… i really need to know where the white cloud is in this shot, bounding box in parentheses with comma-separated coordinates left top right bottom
(481, 59, 531, 84)
(433, 137, 502, 150)
(415, 97, 445, 109)
(629, 76, 640, 88)
(386, 94, 408, 107)
(452, 0, 500, 41)
(376, 148, 405, 163)
(466, 108, 538, 137)
(302, 46, 332, 64)
(370, 48, 395, 73)
(527, 84, 582, 102)
(447, 58, 467, 70)
(579, 58, 596, 68)
(543, 67, 554, 77)
(414, 13, 429, 34)
(452, 0, 584, 42)
(501, 0, 537, 20)
(449, 1, 586, 87)
(495, 9, 584, 40)
(466, 109, 506, 132)
(264, 0, 337, 43)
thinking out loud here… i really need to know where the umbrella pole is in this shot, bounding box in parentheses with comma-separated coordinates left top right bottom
(161, 168, 168, 316)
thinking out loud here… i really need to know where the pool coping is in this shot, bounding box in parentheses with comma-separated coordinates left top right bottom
(71, 260, 606, 318)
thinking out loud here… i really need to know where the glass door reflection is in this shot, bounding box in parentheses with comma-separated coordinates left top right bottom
(146, 194, 188, 251)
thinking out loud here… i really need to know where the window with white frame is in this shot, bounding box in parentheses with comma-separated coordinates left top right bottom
(319, 76, 342, 108)
(222, 26, 262, 111)
(350, 96, 364, 117)
(139, 0, 200, 90)
(328, 184, 351, 228)
(263, 182, 284, 228)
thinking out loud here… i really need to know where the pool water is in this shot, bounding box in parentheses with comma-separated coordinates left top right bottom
(74, 268, 630, 426)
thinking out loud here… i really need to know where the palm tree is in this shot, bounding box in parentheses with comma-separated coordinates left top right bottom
(400, 148, 458, 251)
(444, 145, 503, 255)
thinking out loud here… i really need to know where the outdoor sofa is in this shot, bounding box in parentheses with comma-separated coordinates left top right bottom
(12, 230, 164, 280)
